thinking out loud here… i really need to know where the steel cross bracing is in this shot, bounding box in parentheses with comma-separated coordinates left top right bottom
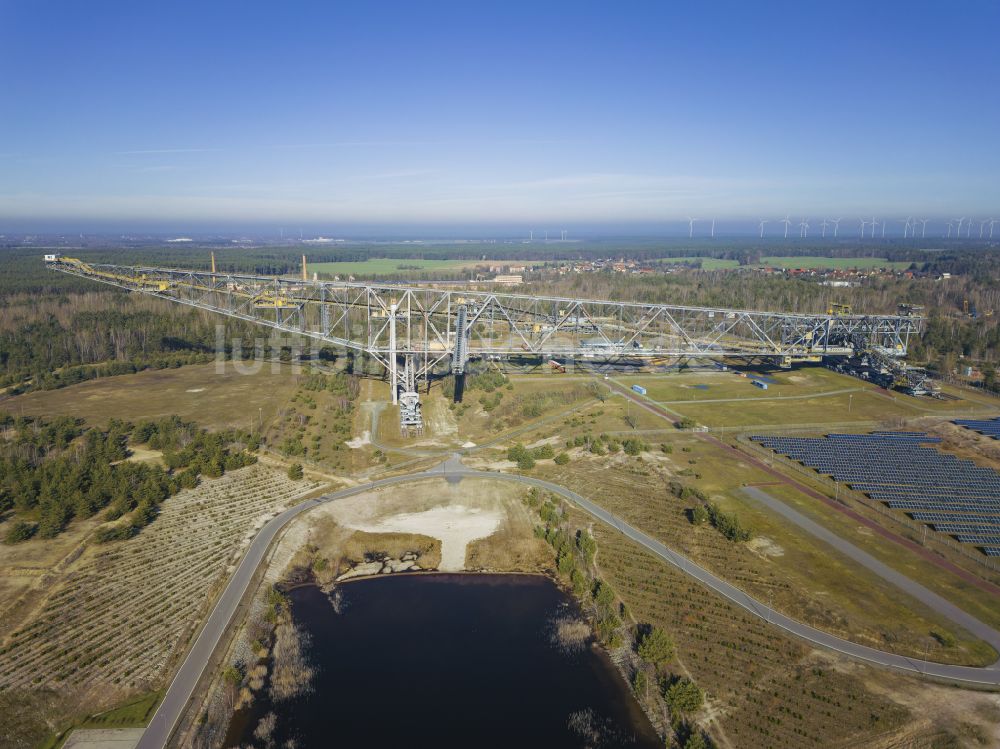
(46, 258, 923, 432)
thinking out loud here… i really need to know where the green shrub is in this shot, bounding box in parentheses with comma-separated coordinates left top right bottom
(4, 520, 36, 544)
(637, 626, 674, 666)
(683, 731, 708, 749)
(288, 463, 304, 480)
(705, 502, 752, 542)
(554, 452, 570, 465)
(664, 677, 704, 714)
(576, 530, 597, 563)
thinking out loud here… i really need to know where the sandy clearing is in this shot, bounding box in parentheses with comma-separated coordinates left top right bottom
(747, 536, 785, 558)
(526, 435, 563, 449)
(267, 478, 527, 578)
(343, 505, 502, 570)
(345, 430, 371, 448)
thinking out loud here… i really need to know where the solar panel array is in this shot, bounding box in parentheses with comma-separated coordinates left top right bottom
(954, 417, 1000, 440)
(751, 431, 1000, 556)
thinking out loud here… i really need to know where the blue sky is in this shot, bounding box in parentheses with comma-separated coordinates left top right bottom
(1, 0, 998, 231)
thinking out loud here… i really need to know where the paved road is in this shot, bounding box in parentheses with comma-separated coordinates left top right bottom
(138, 457, 1000, 749)
(135, 467, 457, 749)
(742, 486, 1000, 655)
(608, 380, 1000, 597)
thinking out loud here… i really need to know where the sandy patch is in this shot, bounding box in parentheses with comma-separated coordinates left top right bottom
(343, 505, 502, 570)
(837, 655, 1000, 747)
(410, 439, 450, 448)
(461, 441, 477, 448)
(526, 435, 563, 450)
(185, 388, 205, 393)
(345, 431, 371, 448)
(747, 536, 784, 557)
(267, 478, 534, 580)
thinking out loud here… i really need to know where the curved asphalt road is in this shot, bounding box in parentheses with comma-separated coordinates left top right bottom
(138, 457, 1000, 749)
(742, 486, 1000, 656)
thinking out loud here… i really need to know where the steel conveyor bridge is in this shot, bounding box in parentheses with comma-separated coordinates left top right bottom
(45, 256, 923, 434)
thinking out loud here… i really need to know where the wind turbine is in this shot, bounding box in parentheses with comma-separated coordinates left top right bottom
(711, 219, 716, 238)
(918, 218, 928, 238)
(780, 216, 792, 239)
(859, 218, 869, 238)
(954, 217, 965, 238)
(899, 218, 911, 238)
(990, 219, 997, 239)
(799, 218, 810, 238)
(831, 218, 842, 238)
(967, 219, 973, 238)
(980, 219, 988, 239)
(870, 217, 879, 239)
(946, 221, 953, 238)
(687, 217, 698, 238)
(820, 219, 829, 238)
(758, 219, 769, 238)
(881, 221, 886, 238)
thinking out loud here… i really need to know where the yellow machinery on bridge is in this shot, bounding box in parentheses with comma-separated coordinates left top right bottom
(52, 256, 172, 291)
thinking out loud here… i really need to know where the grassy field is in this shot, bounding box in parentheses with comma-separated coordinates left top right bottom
(616, 366, 860, 402)
(370, 375, 648, 451)
(615, 366, 996, 429)
(653, 257, 741, 270)
(535, 448, 996, 667)
(745, 479, 1000, 634)
(309, 258, 482, 277)
(37, 688, 164, 747)
(579, 507, 972, 747)
(2, 362, 301, 432)
(654, 255, 912, 271)
(761, 256, 913, 270)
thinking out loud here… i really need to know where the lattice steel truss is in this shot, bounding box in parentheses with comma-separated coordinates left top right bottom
(46, 258, 923, 433)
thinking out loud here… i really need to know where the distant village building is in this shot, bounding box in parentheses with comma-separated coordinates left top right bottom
(492, 274, 523, 286)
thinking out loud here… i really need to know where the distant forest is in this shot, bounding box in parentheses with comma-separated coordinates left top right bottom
(0, 243, 997, 395)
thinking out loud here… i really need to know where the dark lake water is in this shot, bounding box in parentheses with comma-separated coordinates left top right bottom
(228, 573, 661, 748)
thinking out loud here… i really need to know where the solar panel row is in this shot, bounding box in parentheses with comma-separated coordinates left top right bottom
(752, 431, 1000, 555)
(955, 417, 1000, 441)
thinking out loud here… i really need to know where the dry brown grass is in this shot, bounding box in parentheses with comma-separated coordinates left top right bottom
(4, 361, 300, 433)
(923, 420, 1000, 472)
(466, 517, 551, 572)
(339, 530, 441, 570)
(550, 617, 591, 654)
(269, 622, 314, 703)
(534, 453, 998, 666)
(0, 688, 75, 749)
